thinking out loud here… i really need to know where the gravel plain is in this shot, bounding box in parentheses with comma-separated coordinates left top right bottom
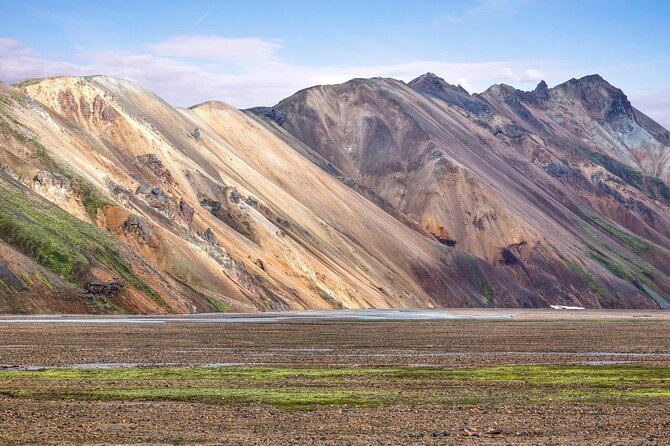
(0, 309, 668, 445)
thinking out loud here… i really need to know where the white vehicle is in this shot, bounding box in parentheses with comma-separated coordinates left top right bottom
(550, 305, 586, 310)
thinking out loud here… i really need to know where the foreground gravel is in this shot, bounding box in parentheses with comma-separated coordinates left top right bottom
(0, 310, 668, 445)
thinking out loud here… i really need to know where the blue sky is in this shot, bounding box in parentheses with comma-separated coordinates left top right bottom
(1, 0, 669, 126)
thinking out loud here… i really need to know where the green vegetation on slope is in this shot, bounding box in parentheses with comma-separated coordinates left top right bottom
(567, 259, 607, 298)
(0, 95, 112, 221)
(574, 145, 670, 205)
(5, 364, 670, 384)
(580, 208, 651, 253)
(0, 178, 163, 306)
(477, 275, 494, 304)
(10, 78, 49, 89)
(550, 245, 606, 298)
(31, 136, 111, 221)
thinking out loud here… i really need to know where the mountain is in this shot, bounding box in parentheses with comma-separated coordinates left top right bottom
(253, 73, 670, 310)
(0, 73, 668, 313)
(1, 75, 544, 314)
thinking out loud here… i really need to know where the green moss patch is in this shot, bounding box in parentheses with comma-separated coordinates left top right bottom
(573, 144, 670, 205)
(2, 364, 669, 409)
(4, 364, 669, 385)
(580, 208, 651, 253)
(0, 178, 163, 306)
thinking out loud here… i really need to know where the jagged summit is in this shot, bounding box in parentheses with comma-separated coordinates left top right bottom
(551, 74, 633, 120)
(533, 80, 550, 100)
(409, 72, 488, 116)
(480, 83, 522, 98)
(409, 72, 469, 94)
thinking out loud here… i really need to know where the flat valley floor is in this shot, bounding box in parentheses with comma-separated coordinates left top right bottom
(0, 309, 669, 445)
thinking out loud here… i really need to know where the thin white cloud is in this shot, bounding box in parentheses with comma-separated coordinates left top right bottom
(497, 67, 545, 83)
(2, 37, 665, 128)
(519, 68, 544, 82)
(0, 40, 88, 82)
(194, 8, 212, 25)
(630, 89, 670, 129)
(0, 37, 555, 110)
(437, 0, 534, 24)
(149, 36, 282, 62)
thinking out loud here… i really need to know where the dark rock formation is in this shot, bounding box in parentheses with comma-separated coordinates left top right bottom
(178, 199, 194, 225)
(107, 181, 131, 203)
(136, 183, 171, 214)
(134, 154, 175, 185)
(85, 279, 124, 297)
(250, 107, 287, 125)
(202, 228, 219, 246)
(34, 171, 73, 191)
(122, 215, 154, 243)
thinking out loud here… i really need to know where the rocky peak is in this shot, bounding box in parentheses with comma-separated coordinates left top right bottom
(409, 72, 445, 86)
(410, 72, 489, 116)
(409, 72, 464, 95)
(553, 74, 633, 120)
(533, 80, 550, 101)
(482, 84, 521, 100)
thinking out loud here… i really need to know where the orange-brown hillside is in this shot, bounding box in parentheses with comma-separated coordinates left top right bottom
(0, 73, 668, 313)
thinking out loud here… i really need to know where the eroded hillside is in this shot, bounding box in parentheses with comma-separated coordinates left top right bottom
(0, 75, 560, 313)
(255, 73, 670, 309)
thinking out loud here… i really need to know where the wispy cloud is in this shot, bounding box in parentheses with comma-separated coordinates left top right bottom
(194, 6, 212, 25)
(0, 37, 559, 109)
(0, 38, 86, 80)
(630, 89, 670, 129)
(149, 36, 282, 62)
(497, 67, 545, 83)
(5, 35, 666, 129)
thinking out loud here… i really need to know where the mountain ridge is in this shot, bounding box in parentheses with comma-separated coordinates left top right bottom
(0, 72, 668, 313)
(256, 72, 670, 309)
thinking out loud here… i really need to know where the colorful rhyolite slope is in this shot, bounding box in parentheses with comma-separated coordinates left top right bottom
(0, 73, 668, 313)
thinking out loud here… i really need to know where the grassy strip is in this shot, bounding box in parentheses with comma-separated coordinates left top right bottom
(572, 144, 670, 204)
(79, 388, 386, 410)
(571, 218, 670, 305)
(580, 208, 651, 253)
(3, 364, 670, 385)
(550, 244, 606, 298)
(565, 258, 606, 298)
(2, 365, 670, 409)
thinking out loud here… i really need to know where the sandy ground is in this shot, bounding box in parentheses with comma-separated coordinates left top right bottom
(0, 309, 668, 445)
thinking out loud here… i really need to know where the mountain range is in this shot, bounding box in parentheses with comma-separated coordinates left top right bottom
(0, 72, 669, 313)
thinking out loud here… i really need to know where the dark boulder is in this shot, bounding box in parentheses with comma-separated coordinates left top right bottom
(202, 227, 219, 246)
(85, 279, 124, 297)
(178, 199, 195, 225)
(134, 154, 175, 185)
(122, 214, 154, 243)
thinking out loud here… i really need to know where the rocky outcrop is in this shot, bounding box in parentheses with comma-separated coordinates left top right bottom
(85, 279, 124, 297)
(200, 196, 256, 243)
(121, 214, 155, 244)
(33, 171, 82, 198)
(134, 154, 175, 185)
(248, 107, 287, 125)
(201, 227, 219, 246)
